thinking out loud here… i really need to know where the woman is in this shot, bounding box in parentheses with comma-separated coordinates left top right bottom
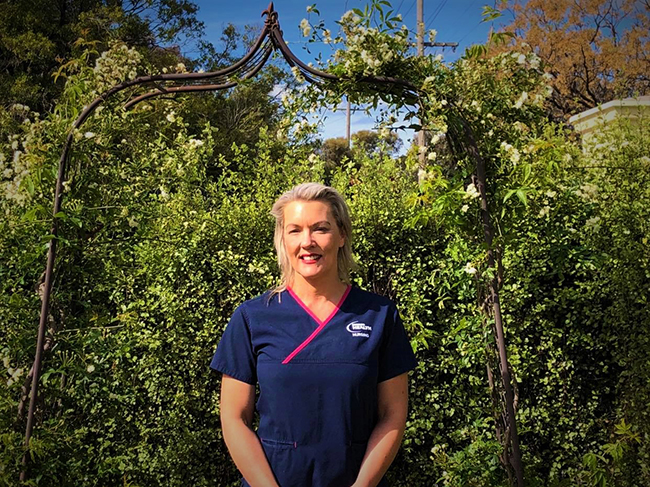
(210, 183, 417, 487)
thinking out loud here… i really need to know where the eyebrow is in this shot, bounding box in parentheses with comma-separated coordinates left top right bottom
(285, 221, 331, 228)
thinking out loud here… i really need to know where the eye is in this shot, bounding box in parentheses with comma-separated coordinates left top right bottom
(315, 227, 329, 233)
(287, 228, 300, 234)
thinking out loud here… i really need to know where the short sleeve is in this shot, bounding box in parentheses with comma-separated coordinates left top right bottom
(210, 305, 257, 385)
(377, 305, 417, 382)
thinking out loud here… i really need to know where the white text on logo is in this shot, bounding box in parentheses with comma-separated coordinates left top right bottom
(346, 321, 371, 338)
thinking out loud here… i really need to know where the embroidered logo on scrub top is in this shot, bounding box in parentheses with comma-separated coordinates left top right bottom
(346, 321, 372, 338)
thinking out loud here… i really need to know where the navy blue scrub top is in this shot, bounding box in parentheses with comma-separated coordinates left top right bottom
(210, 286, 417, 487)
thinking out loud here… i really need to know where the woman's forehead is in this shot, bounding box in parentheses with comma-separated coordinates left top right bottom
(284, 200, 333, 221)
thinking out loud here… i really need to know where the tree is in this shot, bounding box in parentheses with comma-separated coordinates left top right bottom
(352, 129, 402, 157)
(498, 0, 650, 117)
(0, 0, 204, 112)
(319, 136, 352, 166)
(319, 130, 402, 168)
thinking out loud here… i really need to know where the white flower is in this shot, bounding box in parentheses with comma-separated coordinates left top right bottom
(510, 148, 521, 165)
(539, 206, 550, 217)
(517, 53, 526, 65)
(11, 140, 18, 150)
(128, 216, 139, 228)
(461, 204, 469, 213)
(428, 29, 437, 43)
(87, 364, 95, 373)
(578, 183, 598, 199)
(306, 5, 314, 13)
(308, 153, 318, 163)
(464, 263, 477, 275)
(300, 18, 311, 37)
(166, 111, 176, 123)
(188, 139, 203, 148)
(3, 168, 12, 178)
(529, 55, 540, 69)
(323, 29, 332, 44)
(427, 151, 437, 161)
(290, 66, 305, 83)
(176, 62, 186, 72)
(585, 216, 601, 231)
(440, 99, 448, 106)
(514, 91, 528, 109)
(464, 183, 480, 199)
(84, 132, 95, 139)
(545, 190, 557, 198)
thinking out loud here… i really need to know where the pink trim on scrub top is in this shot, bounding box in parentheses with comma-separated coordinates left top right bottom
(282, 285, 352, 364)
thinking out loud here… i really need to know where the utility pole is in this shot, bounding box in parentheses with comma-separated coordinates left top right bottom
(416, 0, 425, 163)
(346, 98, 351, 148)
(416, 0, 424, 57)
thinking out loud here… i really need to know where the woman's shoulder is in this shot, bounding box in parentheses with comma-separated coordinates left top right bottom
(236, 290, 288, 314)
(349, 286, 398, 311)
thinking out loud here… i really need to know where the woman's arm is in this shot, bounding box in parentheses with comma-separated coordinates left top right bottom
(352, 372, 409, 487)
(220, 374, 279, 487)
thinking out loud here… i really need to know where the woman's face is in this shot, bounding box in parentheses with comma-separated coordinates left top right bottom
(283, 200, 345, 285)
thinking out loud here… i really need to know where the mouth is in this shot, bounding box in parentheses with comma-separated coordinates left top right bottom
(299, 253, 322, 263)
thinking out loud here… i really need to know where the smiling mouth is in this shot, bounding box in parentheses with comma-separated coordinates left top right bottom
(300, 254, 321, 263)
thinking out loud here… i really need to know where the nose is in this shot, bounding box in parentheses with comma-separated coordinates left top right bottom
(300, 229, 314, 248)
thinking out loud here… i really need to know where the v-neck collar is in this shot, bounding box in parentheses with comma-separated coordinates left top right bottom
(286, 285, 352, 326)
(281, 286, 352, 365)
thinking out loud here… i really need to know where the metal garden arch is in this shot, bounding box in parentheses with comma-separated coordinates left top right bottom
(19, 3, 524, 485)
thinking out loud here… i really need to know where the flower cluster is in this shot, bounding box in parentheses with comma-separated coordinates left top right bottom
(92, 42, 142, 92)
(500, 141, 521, 165)
(464, 183, 480, 199)
(333, 11, 409, 77)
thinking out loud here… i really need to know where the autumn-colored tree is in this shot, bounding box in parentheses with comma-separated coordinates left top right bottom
(498, 0, 650, 117)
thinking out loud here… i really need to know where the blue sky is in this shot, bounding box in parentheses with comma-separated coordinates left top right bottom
(186, 1, 508, 147)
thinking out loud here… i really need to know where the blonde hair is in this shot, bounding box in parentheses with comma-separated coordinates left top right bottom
(270, 183, 355, 295)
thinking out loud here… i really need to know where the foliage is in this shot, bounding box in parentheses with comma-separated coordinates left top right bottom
(0, 0, 205, 112)
(317, 129, 401, 169)
(0, 2, 649, 486)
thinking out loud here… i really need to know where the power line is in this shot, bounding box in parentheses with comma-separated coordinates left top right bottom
(457, 19, 483, 44)
(395, 0, 406, 15)
(403, 0, 417, 18)
(425, 0, 449, 27)
(448, 0, 482, 38)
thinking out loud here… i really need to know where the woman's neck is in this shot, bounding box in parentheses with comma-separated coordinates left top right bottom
(289, 276, 348, 304)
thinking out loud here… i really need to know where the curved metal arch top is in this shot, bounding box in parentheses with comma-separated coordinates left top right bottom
(121, 2, 420, 110)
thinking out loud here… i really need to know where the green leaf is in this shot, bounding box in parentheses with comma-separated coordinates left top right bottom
(516, 189, 528, 208)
